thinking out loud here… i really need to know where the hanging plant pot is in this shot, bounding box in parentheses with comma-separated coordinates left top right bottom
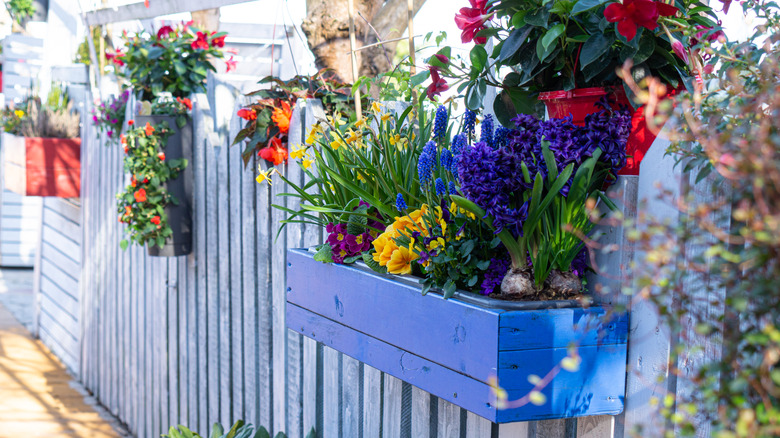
(286, 249, 629, 423)
(538, 86, 661, 176)
(135, 115, 193, 257)
(2, 133, 80, 197)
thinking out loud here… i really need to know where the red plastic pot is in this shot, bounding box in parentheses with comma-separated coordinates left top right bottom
(2, 133, 81, 197)
(538, 86, 661, 176)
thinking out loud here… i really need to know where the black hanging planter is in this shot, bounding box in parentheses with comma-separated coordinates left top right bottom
(136, 115, 193, 257)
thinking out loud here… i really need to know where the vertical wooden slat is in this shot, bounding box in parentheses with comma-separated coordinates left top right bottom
(323, 347, 341, 438)
(577, 416, 614, 438)
(241, 125, 259, 427)
(363, 365, 382, 438)
(168, 257, 179, 428)
(465, 412, 492, 438)
(255, 145, 273, 430)
(227, 98, 245, 424)
(145, 251, 153, 437)
(215, 81, 234, 427)
(383, 374, 403, 438)
(499, 422, 530, 438)
(411, 387, 431, 438)
(285, 103, 306, 438)
(437, 399, 460, 438)
(342, 356, 360, 438)
(193, 92, 210, 434)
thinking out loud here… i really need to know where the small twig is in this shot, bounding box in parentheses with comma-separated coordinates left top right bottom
(356, 11, 393, 66)
(348, 35, 419, 54)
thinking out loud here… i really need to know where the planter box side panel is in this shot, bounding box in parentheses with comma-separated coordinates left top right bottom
(498, 308, 629, 350)
(496, 343, 627, 422)
(287, 302, 499, 422)
(287, 249, 501, 382)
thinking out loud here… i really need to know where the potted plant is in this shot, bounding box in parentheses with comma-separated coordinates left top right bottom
(277, 98, 629, 422)
(1, 86, 81, 198)
(439, 0, 722, 174)
(113, 22, 231, 256)
(232, 71, 353, 168)
(91, 89, 130, 145)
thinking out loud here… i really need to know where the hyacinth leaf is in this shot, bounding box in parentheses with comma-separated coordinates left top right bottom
(320, 165, 395, 218)
(569, 149, 602, 202)
(450, 195, 526, 269)
(541, 140, 559, 182)
(524, 163, 574, 236)
(521, 161, 532, 184)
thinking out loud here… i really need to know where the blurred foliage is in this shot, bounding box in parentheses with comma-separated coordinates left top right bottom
(619, 0, 780, 435)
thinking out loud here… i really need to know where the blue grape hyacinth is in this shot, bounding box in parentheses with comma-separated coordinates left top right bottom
(395, 193, 407, 211)
(433, 105, 448, 141)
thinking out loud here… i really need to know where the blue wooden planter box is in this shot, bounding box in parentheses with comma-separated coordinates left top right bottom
(286, 249, 628, 423)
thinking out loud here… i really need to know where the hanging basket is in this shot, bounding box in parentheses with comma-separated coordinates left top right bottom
(135, 115, 194, 257)
(538, 86, 662, 176)
(2, 133, 81, 197)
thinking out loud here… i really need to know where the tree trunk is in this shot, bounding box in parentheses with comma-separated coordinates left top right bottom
(302, 0, 427, 82)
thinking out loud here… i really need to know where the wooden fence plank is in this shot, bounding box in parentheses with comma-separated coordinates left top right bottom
(255, 148, 273, 430)
(412, 387, 431, 438)
(228, 97, 245, 426)
(383, 374, 403, 438)
(168, 257, 180, 428)
(437, 399, 460, 438)
(323, 346, 340, 438)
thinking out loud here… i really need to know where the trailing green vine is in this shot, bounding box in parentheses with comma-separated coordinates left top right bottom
(117, 119, 188, 250)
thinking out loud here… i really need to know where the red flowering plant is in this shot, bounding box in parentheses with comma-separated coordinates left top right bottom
(116, 117, 188, 250)
(231, 71, 353, 167)
(444, 0, 723, 122)
(116, 21, 231, 101)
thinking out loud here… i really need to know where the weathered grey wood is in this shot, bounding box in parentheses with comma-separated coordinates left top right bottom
(83, 0, 250, 26)
(466, 412, 492, 438)
(302, 337, 319, 436)
(363, 365, 382, 438)
(255, 139, 273, 430)
(342, 356, 360, 438)
(437, 399, 460, 438)
(168, 257, 179, 428)
(323, 346, 340, 438)
(412, 386, 431, 438)
(383, 374, 403, 438)
(623, 138, 677, 436)
(499, 422, 530, 437)
(576, 416, 614, 438)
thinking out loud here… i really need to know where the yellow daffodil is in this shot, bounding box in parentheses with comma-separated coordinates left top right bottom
(328, 114, 344, 128)
(330, 136, 346, 150)
(306, 123, 323, 145)
(345, 128, 361, 144)
(302, 157, 314, 169)
(290, 144, 307, 160)
(354, 117, 367, 128)
(381, 113, 392, 122)
(371, 101, 383, 113)
(388, 134, 408, 150)
(256, 167, 277, 185)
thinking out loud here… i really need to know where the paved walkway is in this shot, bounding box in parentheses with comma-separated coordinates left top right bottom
(0, 269, 127, 437)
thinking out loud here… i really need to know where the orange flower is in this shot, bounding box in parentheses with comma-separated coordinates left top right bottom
(131, 175, 137, 188)
(151, 216, 161, 225)
(128, 120, 134, 126)
(237, 108, 257, 121)
(144, 122, 155, 136)
(258, 137, 288, 165)
(158, 152, 166, 161)
(120, 134, 127, 145)
(124, 206, 132, 215)
(176, 97, 193, 111)
(134, 188, 147, 203)
(272, 101, 292, 134)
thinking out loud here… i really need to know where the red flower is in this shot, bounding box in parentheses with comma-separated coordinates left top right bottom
(433, 54, 450, 65)
(454, 0, 493, 44)
(158, 152, 166, 161)
(426, 67, 449, 100)
(143, 177, 149, 183)
(259, 137, 288, 166)
(237, 108, 257, 121)
(105, 49, 125, 67)
(144, 122, 155, 136)
(156, 25, 174, 39)
(604, 0, 678, 41)
(144, 0, 149, 7)
(211, 32, 226, 48)
(134, 188, 147, 203)
(131, 175, 137, 188)
(225, 56, 237, 73)
(151, 216, 161, 225)
(271, 101, 292, 134)
(191, 31, 210, 50)
(671, 38, 689, 64)
(176, 97, 193, 111)
(128, 120, 134, 126)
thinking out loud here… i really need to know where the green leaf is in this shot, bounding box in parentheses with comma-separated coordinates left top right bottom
(362, 252, 387, 274)
(524, 8, 550, 27)
(314, 244, 334, 263)
(304, 428, 316, 438)
(442, 280, 457, 299)
(465, 78, 487, 110)
(536, 37, 557, 63)
(120, 239, 129, 251)
(255, 426, 271, 438)
(498, 26, 533, 63)
(541, 24, 565, 50)
(579, 33, 612, 68)
(571, 0, 609, 15)
(469, 45, 488, 72)
(156, 236, 166, 248)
